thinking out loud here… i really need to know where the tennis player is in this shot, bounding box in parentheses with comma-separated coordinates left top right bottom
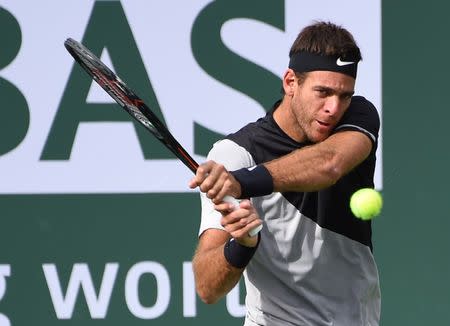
(189, 21, 381, 326)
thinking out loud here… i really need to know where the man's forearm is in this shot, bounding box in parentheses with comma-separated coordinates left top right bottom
(264, 131, 372, 193)
(193, 244, 243, 304)
(265, 142, 341, 192)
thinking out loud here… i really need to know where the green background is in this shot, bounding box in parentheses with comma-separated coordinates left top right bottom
(1, 0, 450, 325)
(377, 0, 450, 324)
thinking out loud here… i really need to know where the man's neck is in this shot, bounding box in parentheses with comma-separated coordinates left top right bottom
(273, 97, 306, 143)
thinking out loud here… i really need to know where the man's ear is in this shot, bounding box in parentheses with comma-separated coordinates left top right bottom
(283, 69, 296, 96)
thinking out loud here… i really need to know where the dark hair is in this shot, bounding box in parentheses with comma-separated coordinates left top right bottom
(282, 21, 361, 90)
(289, 21, 362, 62)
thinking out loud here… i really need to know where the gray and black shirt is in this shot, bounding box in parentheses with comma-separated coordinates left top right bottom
(199, 96, 381, 326)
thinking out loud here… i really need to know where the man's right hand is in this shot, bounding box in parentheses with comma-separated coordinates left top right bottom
(214, 199, 261, 247)
(189, 160, 242, 204)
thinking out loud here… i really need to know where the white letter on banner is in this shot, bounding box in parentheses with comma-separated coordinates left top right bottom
(125, 261, 170, 319)
(182, 262, 196, 317)
(226, 283, 245, 317)
(0, 265, 11, 326)
(43, 263, 118, 319)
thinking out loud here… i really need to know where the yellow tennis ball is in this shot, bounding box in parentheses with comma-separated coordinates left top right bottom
(350, 188, 383, 220)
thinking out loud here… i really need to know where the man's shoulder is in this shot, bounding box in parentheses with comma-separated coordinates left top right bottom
(337, 95, 381, 139)
(348, 96, 379, 119)
(226, 114, 272, 151)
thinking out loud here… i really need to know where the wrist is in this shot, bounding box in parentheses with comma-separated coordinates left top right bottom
(236, 235, 258, 248)
(223, 234, 261, 269)
(230, 165, 274, 199)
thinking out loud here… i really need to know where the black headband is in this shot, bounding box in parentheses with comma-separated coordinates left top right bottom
(289, 51, 359, 78)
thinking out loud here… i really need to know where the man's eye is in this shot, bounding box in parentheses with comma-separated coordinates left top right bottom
(342, 94, 353, 100)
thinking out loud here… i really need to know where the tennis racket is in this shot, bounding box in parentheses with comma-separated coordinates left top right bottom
(64, 38, 262, 237)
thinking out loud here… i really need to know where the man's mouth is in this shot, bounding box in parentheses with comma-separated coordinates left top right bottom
(317, 120, 331, 127)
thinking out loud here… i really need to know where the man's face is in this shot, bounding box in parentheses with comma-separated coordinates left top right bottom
(289, 70, 355, 143)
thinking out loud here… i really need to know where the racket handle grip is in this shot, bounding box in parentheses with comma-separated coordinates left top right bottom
(223, 195, 263, 237)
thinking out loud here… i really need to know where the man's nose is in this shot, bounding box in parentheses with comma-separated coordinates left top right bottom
(324, 96, 341, 115)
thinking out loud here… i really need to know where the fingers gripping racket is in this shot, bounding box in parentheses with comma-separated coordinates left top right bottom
(64, 38, 262, 237)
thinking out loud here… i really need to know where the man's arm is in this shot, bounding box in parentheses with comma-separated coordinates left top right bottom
(267, 130, 372, 192)
(190, 130, 373, 203)
(193, 200, 261, 304)
(193, 230, 241, 304)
